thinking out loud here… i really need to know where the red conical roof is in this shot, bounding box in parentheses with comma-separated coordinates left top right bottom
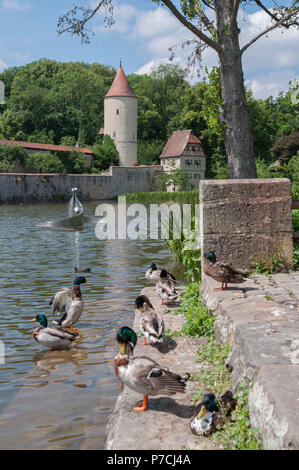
(105, 66, 137, 98)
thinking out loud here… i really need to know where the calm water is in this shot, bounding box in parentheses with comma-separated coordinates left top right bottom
(0, 201, 182, 449)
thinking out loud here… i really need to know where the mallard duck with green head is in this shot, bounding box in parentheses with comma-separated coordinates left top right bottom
(31, 314, 78, 350)
(135, 295, 165, 346)
(146, 263, 176, 284)
(190, 390, 237, 436)
(202, 251, 249, 291)
(190, 393, 220, 435)
(155, 270, 178, 304)
(114, 326, 189, 412)
(51, 276, 89, 328)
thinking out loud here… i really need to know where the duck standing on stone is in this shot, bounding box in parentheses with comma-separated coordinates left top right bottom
(135, 295, 165, 346)
(202, 250, 249, 292)
(146, 263, 176, 284)
(31, 314, 78, 350)
(114, 326, 189, 412)
(155, 270, 178, 304)
(51, 276, 89, 328)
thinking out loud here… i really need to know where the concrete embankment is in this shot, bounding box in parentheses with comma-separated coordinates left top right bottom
(104, 285, 219, 451)
(201, 272, 299, 450)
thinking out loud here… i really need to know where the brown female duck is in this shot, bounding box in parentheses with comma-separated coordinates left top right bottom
(202, 251, 249, 291)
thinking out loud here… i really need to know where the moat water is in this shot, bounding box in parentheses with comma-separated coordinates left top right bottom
(0, 201, 183, 449)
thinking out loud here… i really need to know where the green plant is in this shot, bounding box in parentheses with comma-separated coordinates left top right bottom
(155, 167, 191, 192)
(173, 283, 215, 337)
(252, 250, 289, 275)
(211, 386, 262, 450)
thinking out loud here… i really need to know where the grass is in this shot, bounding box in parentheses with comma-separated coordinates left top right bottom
(170, 281, 262, 450)
(120, 189, 199, 204)
(252, 249, 290, 275)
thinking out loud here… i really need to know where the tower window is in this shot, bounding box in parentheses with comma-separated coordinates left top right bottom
(113, 131, 116, 138)
(116, 109, 120, 115)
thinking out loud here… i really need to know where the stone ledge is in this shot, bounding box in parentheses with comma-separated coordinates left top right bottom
(104, 285, 220, 451)
(200, 273, 299, 450)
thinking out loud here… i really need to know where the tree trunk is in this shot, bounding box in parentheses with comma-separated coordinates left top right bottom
(215, 1, 257, 178)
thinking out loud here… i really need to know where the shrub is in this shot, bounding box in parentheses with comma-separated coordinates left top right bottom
(24, 152, 64, 173)
(0, 144, 27, 171)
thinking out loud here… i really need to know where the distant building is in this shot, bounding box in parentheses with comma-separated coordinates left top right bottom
(102, 64, 138, 166)
(160, 130, 206, 190)
(0, 140, 94, 169)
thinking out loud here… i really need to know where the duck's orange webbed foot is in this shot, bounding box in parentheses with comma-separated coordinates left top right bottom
(214, 282, 225, 292)
(140, 337, 149, 346)
(133, 396, 148, 412)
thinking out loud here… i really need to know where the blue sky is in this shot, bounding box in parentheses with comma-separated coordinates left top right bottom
(0, 0, 298, 98)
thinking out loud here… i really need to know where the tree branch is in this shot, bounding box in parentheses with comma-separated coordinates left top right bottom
(231, 0, 241, 28)
(194, 2, 216, 36)
(254, 0, 299, 27)
(241, 7, 299, 55)
(161, 0, 222, 53)
(57, 0, 113, 43)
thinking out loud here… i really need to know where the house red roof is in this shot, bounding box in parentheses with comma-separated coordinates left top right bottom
(0, 140, 93, 154)
(160, 130, 203, 158)
(105, 66, 137, 98)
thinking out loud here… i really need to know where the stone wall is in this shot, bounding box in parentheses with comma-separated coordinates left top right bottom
(200, 178, 294, 270)
(0, 165, 163, 203)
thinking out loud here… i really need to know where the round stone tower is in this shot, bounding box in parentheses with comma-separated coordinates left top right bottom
(104, 65, 137, 166)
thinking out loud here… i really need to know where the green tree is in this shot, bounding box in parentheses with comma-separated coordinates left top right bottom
(92, 134, 119, 171)
(0, 144, 27, 171)
(155, 167, 191, 191)
(58, 1, 299, 179)
(24, 152, 64, 173)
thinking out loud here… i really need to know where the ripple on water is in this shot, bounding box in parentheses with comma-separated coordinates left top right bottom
(0, 201, 182, 449)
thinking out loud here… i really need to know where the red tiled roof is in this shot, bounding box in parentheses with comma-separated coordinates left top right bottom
(0, 140, 93, 154)
(160, 130, 203, 158)
(105, 66, 137, 98)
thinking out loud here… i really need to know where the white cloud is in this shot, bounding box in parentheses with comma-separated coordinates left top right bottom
(0, 59, 7, 72)
(2, 0, 31, 11)
(93, 2, 299, 98)
(245, 70, 298, 99)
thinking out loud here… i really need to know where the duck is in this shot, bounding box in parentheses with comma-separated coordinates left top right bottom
(51, 276, 89, 328)
(155, 270, 178, 304)
(202, 250, 249, 292)
(73, 265, 91, 273)
(114, 326, 190, 412)
(145, 263, 176, 284)
(190, 390, 237, 436)
(31, 314, 78, 350)
(135, 295, 165, 346)
(190, 393, 220, 436)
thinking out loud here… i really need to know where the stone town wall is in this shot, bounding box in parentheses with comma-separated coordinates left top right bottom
(0, 165, 163, 203)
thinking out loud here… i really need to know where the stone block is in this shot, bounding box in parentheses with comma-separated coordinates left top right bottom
(200, 178, 293, 271)
(249, 366, 299, 449)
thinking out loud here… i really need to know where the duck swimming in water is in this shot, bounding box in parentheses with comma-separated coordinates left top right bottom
(202, 251, 249, 292)
(51, 276, 89, 328)
(135, 295, 164, 346)
(114, 326, 189, 412)
(31, 314, 78, 350)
